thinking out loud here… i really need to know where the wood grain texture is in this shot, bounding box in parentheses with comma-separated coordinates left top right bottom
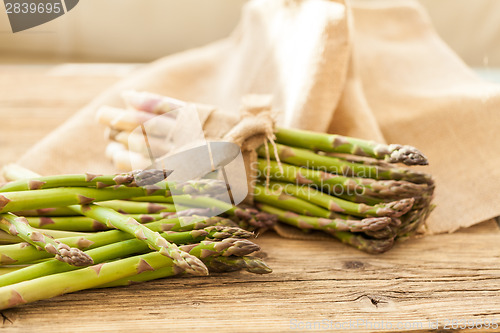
(0, 232, 499, 332)
(0, 64, 137, 167)
(0, 65, 499, 332)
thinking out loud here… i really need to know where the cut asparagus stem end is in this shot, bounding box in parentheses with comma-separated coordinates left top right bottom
(234, 207, 278, 230)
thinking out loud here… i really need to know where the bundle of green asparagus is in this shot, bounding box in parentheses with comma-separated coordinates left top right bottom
(96, 91, 434, 254)
(0, 165, 273, 310)
(253, 128, 434, 253)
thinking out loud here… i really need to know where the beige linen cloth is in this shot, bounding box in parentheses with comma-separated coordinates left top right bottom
(13, 0, 500, 234)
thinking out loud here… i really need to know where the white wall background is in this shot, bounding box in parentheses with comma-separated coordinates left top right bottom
(0, 0, 248, 62)
(0, 0, 499, 66)
(419, 0, 500, 67)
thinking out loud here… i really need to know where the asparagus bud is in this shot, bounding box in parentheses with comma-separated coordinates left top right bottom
(0, 214, 93, 267)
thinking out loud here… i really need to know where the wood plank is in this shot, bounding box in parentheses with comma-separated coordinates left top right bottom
(0, 232, 498, 332)
(0, 66, 123, 106)
(0, 64, 136, 166)
(0, 108, 75, 166)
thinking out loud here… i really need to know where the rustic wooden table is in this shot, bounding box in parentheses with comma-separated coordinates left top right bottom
(0, 64, 499, 332)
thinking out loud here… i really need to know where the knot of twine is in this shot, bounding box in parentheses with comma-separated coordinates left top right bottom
(222, 95, 283, 194)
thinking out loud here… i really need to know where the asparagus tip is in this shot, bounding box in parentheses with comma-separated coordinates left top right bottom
(205, 226, 254, 239)
(242, 256, 273, 274)
(178, 251, 209, 276)
(387, 144, 428, 166)
(132, 169, 173, 186)
(223, 238, 261, 257)
(380, 197, 415, 218)
(54, 242, 94, 266)
(359, 217, 392, 231)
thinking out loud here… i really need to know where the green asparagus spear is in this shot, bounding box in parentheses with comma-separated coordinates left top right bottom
(95, 111, 427, 165)
(257, 143, 434, 184)
(0, 213, 93, 266)
(96, 266, 177, 288)
(99, 239, 261, 288)
(0, 228, 91, 245)
(0, 186, 168, 214)
(179, 238, 260, 258)
(128, 196, 174, 203)
(202, 226, 254, 239)
(97, 200, 177, 214)
(164, 195, 278, 231)
(257, 204, 394, 253)
(69, 204, 208, 276)
(0, 227, 252, 287)
(111, 200, 218, 218)
(0, 216, 235, 265)
(0, 231, 26, 244)
(254, 184, 333, 218)
(0, 165, 213, 275)
(257, 204, 392, 238)
(0, 267, 23, 276)
(1, 165, 274, 231)
(160, 226, 252, 244)
(1, 164, 229, 197)
(13, 207, 85, 217)
(18, 200, 201, 217)
(14, 206, 176, 217)
(0, 235, 166, 287)
(0, 251, 184, 310)
(0, 170, 172, 192)
(257, 159, 428, 200)
(24, 213, 170, 232)
(109, 193, 277, 231)
(25, 216, 108, 232)
(257, 182, 413, 218)
(275, 127, 428, 165)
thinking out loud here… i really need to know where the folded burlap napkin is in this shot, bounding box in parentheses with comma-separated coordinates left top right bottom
(14, 0, 500, 234)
